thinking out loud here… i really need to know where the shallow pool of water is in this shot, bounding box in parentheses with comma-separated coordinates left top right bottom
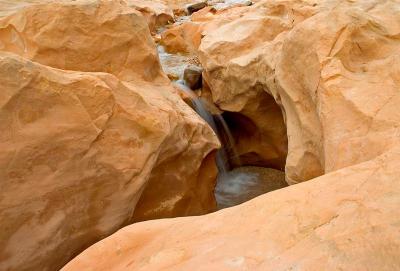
(215, 166, 287, 209)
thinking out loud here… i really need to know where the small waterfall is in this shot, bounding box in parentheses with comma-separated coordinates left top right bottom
(174, 80, 237, 174)
(214, 114, 242, 168)
(175, 79, 287, 210)
(156, 17, 286, 210)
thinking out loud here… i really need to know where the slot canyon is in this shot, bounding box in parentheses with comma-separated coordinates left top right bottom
(0, 0, 399, 270)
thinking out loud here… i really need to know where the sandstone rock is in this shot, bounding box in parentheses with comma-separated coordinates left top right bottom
(186, 1, 207, 15)
(213, 0, 252, 10)
(220, 90, 288, 170)
(158, 44, 189, 79)
(198, 0, 400, 183)
(0, 50, 219, 271)
(0, 0, 47, 18)
(183, 64, 203, 89)
(0, 0, 166, 83)
(161, 0, 198, 10)
(0, 1, 221, 270)
(160, 21, 203, 54)
(0, 49, 219, 271)
(190, 6, 217, 21)
(172, 7, 186, 17)
(159, 3, 255, 55)
(62, 0, 400, 270)
(126, 0, 174, 33)
(62, 146, 400, 271)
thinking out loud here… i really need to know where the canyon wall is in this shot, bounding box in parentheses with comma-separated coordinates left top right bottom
(63, 147, 400, 271)
(197, 0, 400, 183)
(0, 1, 219, 270)
(63, 0, 400, 270)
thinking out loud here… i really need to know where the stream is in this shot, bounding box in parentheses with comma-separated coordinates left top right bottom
(156, 10, 286, 209)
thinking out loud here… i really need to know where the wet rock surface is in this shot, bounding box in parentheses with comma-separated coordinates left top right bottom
(183, 64, 203, 89)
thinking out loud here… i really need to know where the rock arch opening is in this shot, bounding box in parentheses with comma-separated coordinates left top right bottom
(213, 91, 289, 209)
(152, 13, 290, 211)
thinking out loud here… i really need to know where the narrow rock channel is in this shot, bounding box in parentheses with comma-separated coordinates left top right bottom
(3, 0, 400, 270)
(155, 10, 287, 209)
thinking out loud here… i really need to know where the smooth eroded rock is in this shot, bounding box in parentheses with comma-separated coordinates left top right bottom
(0, 1, 221, 269)
(213, 0, 252, 10)
(0, 0, 166, 83)
(0, 49, 219, 271)
(198, 0, 400, 183)
(62, 0, 400, 270)
(160, 21, 203, 54)
(0, 48, 220, 270)
(62, 146, 400, 271)
(126, 0, 174, 33)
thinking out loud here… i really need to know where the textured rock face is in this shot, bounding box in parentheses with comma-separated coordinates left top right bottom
(160, 21, 203, 54)
(0, 51, 218, 271)
(158, 4, 290, 170)
(62, 147, 400, 271)
(126, 0, 174, 33)
(0, 1, 220, 270)
(63, 0, 400, 270)
(220, 91, 288, 169)
(198, 0, 400, 183)
(0, 0, 165, 83)
(213, 0, 253, 10)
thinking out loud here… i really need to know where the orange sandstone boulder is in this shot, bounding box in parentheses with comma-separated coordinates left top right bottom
(0, 50, 218, 271)
(0, 1, 221, 270)
(159, 4, 251, 55)
(126, 0, 174, 33)
(62, 146, 400, 271)
(160, 21, 203, 54)
(0, 0, 166, 83)
(62, 0, 400, 270)
(160, 0, 197, 10)
(0, 50, 218, 270)
(198, 0, 400, 183)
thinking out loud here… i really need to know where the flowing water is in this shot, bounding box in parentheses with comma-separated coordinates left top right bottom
(215, 166, 287, 209)
(174, 80, 232, 173)
(156, 13, 286, 209)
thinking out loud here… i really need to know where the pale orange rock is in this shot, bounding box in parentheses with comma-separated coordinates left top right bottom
(62, 147, 400, 271)
(161, 22, 203, 54)
(198, 0, 400, 183)
(162, 2, 290, 169)
(160, 0, 197, 9)
(62, 0, 400, 270)
(0, 1, 221, 270)
(0, 50, 219, 271)
(126, 0, 174, 33)
(0, 0, 166, 83)
(159, 4, 250, 55)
